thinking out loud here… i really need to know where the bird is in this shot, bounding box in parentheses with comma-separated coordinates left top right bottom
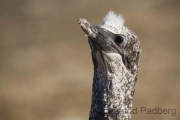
(78, 11, 141, 120)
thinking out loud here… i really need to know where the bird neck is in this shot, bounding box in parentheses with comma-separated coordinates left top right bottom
(89, 53, 137, 120)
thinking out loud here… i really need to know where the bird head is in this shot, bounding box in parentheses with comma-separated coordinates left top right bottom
(79, 11, 141, 74)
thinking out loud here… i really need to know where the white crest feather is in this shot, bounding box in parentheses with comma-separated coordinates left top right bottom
(100, 11, 126, 34)
(102, 11, 124, 26)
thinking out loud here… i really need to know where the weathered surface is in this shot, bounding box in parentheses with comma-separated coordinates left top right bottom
(79, 11, 141, 120)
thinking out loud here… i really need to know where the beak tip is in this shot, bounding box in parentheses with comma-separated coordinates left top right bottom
(78, 18, 88, 25)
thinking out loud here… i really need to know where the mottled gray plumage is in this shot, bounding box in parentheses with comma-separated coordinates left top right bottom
(79, 11, 141, 120)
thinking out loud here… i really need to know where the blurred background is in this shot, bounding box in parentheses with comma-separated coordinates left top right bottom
(0, 0, 180, 120)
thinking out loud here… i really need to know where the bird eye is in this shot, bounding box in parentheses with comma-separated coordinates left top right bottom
(114, 35, 124, 44)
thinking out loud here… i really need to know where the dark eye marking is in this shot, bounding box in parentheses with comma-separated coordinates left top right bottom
(114, 35, 124, 44)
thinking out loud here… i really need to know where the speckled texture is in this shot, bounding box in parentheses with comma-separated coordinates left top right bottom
(90, 52, 138, 120)
(89, 32, 140, 120)
(79, 11, 141, 120)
